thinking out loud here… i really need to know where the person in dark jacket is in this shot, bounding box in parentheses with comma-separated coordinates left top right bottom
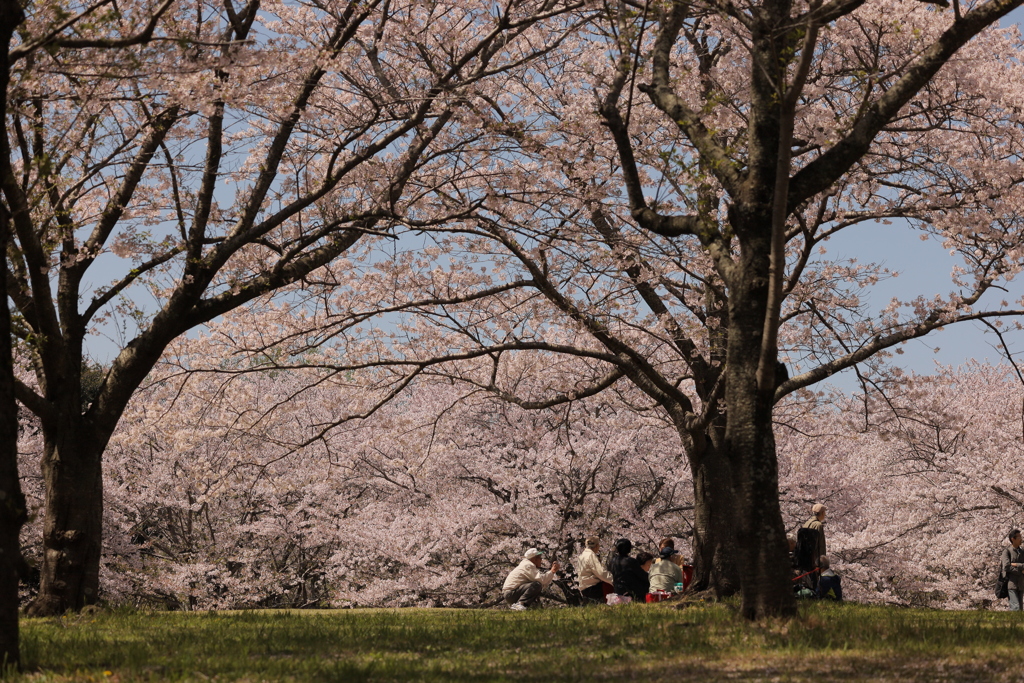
(801, 503, 827, 588)
(1001, 528, 1024, 611)
(816, 555, 842, 601)
(608, 538, 649, 600)
(636, 551, 655, 573)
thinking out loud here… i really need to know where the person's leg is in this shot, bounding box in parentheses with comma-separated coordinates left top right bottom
(518, 581, 543, 608)
(581, 584, 604, 603)
(505, 584, 528, 606)
(505, 581, 543, 608)
(1009, 589, 1022, 612)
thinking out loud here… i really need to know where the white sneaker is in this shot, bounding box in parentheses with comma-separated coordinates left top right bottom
(509, 603, 527, 611)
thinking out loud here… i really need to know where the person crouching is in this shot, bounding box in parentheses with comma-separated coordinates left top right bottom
(502, 548, 560, 611)
(816, 555, 842, 601)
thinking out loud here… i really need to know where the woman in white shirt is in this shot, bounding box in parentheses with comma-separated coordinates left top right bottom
(576, 537, 614, 603)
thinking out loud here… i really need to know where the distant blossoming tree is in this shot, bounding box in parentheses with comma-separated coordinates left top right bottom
(18, 329, 1024, 610)
(2, 0, 588, 616)
(373, 0, 1024, 618)
(13, 333, 691, 609)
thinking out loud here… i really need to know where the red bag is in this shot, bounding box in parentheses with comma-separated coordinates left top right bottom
(682, 565, 694, 590)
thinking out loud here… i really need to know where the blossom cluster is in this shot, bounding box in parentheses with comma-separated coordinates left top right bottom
(17, 354, 1022, 610)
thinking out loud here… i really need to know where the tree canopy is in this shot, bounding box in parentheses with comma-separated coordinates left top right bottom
(4, 0, 1024, 632)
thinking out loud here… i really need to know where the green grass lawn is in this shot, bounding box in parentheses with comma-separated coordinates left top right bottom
(12, 601, 1024, 682)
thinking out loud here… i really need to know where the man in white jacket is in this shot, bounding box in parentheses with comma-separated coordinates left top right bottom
(577, 537, 614, 603)
(502, 548, 560, 610)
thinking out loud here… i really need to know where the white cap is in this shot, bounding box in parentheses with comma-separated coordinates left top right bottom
(524, 548, 544, 559)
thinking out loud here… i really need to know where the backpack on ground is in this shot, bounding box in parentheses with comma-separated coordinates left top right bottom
(795, 527, 818, 571)
(552, 562, 585, 606)
(795, 586, 816, 600)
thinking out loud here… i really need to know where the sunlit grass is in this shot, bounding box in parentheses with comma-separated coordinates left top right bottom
(13, 601, 1024, 681)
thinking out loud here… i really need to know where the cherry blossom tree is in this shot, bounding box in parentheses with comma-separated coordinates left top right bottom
(1, 0, 177, 657)
(2, 0, 588, 615)
(11, 330, 690, 609)
(375, 0, 1024, 619)
(774, 362, 1024, 608)
(188, 0, 1024, 619)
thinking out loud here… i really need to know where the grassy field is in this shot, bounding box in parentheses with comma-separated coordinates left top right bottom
(12, 601, 1024, 682)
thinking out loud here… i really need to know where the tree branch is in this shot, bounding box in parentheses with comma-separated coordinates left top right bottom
(788, 0, 1024, 209)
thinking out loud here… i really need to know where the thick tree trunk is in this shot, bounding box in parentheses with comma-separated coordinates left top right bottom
(1, 0, 28, 666)
(723, 238, 797, 619)
(27, 422, 104, 617)
(0, 461, 24, 670)
(0, 226, 27, 666)
(684, 429, 741, 596)
(726, 397, 795, 619)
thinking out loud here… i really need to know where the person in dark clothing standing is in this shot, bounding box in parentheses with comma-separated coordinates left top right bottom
(608, 538, 649, 601)
(801, 503, 827, 588)
(1001, 529, 1024, 611)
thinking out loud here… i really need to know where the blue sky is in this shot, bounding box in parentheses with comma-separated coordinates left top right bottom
(821, 218, 1024, 391)
(819, 5, 1024, 390)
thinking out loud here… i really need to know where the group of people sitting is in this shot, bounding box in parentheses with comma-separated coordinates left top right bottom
(581, 536, 687, 603)
(502, 505, 848, 610)
(502, 536, 688, 610)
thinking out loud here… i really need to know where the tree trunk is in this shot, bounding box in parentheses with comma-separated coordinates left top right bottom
(0, 456, 24, 670)
(723, 243, 797, 619)
(1, 0, 28, 666)
(727, 400, 795, 619)
(0, 216, 27, 667)
(683, 427, 741, 596)
(27, 421, 104, 617)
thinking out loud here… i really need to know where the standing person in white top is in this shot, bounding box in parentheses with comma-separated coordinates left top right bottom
(577, 537, 614, 603)
(502, 548, 560, 610)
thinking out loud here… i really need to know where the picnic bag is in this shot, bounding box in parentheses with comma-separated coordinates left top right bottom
(606, 593, 632, 605)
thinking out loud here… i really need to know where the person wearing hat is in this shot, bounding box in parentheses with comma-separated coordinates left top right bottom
(502, 548, 560, 611)
(648, 546, 685, 592)
(801, 503, 828, 589)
